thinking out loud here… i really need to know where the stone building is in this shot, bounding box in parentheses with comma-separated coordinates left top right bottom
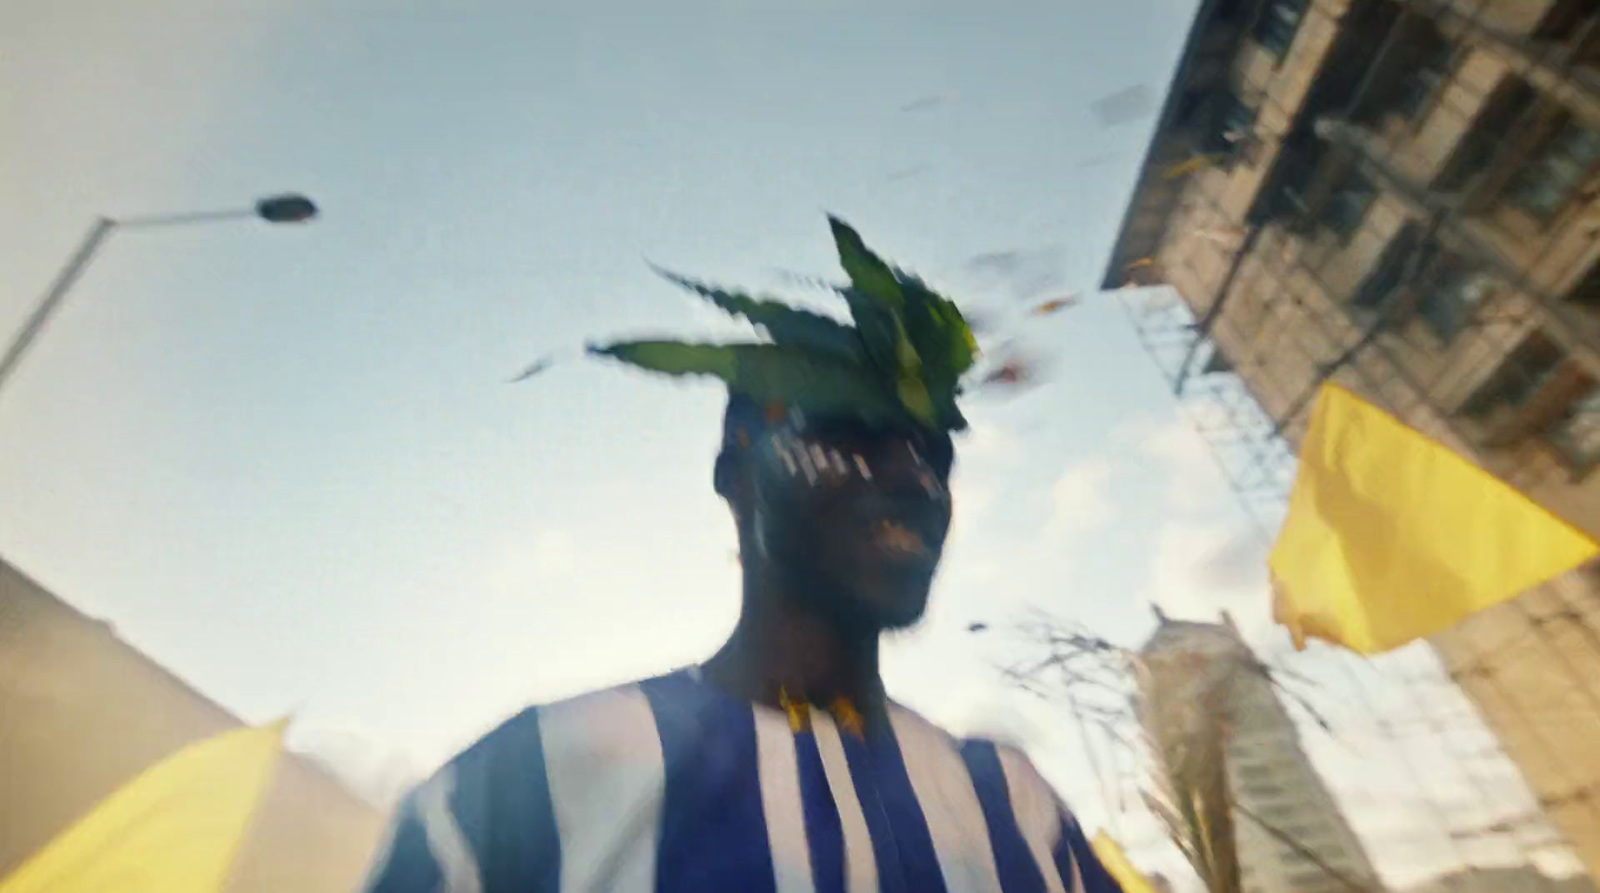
(0, 556, 385, 892)
(1102, 0, 1600, 878)
(1138, 613, 1380, 893)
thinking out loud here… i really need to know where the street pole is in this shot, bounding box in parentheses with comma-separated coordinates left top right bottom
(0, 218, 116, 395)
(0, 194, 316, 402)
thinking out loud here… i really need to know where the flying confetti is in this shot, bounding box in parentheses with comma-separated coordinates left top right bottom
(1030, 294, 1079, 316)
(508, 357, 553, 383)
(901, 93, 957, 113)
(979, 353, 1044, 390)
(966, 250, 1025, 275)
(1090, 84, 1155, 127)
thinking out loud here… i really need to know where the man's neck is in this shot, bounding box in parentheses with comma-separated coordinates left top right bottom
(701, 584, 889, 727)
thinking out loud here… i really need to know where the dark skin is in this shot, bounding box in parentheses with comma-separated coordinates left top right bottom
(701, 415, 955, 735)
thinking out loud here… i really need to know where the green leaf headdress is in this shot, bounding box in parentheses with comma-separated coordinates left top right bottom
(589, 216, 980, 433)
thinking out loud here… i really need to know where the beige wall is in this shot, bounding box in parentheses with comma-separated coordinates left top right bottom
(0, 557, 385, 893)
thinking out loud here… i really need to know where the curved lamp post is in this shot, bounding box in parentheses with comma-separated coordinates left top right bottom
(0, 193, 319, 399)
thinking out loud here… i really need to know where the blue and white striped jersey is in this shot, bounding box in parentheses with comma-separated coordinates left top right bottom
(361, 667, 1123, 893)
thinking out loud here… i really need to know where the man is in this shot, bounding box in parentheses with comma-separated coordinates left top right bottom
(361, 219, 1123, 893)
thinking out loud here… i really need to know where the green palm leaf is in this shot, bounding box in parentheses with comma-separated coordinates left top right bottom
(586, 216, 979, 434)
(649, 265, 864, 363)
(588, 340, 905, 424)
(825, 217, 944, 427)
(827, 216, 904, 311)
(826, 217, 922, 394)
(899, 274, 978, 430)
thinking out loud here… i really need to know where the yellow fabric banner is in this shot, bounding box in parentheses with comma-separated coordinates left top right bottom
(1091, 831, 1160, 893)
(0, 720, 288, 893)
(1269, 383, 1598, 654)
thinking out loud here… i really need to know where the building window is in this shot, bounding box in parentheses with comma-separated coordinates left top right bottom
(1322, 170, 1377, 238)
(1574, 261, 1600, 309)
(1505, 115, 1600, 220)
(1535, 0, 1593, 41)
(1461, 335, 1566, 418)
(1547, 385, 1600, 473)
(1416, 265, 1495, 342)
(1203, 93, 1258, 156)
(1238, 764, 1274, 782)
(1289, 867, 1334, 887)
(1351, 224, 1424, 310)
(1390, 28, 1454, 121)
(1436, 78, 1536, 194)
(1260, 805, 1298, 826)
(1244, 780, 1286, 800)
(1256, 0, 1309, 58)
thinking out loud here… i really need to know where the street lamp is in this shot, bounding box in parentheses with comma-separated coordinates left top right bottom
(0, 193, 319, 398)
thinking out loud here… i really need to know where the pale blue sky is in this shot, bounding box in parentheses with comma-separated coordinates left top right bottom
(3, 1, 1549, 889)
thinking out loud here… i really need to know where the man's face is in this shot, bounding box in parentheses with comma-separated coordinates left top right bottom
(741, 415, 954, 632)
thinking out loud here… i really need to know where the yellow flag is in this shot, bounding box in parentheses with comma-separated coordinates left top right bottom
(1091, 831, 1160, 893)
(0, 719, 288, 893)
(1269, 384, 1599, 654)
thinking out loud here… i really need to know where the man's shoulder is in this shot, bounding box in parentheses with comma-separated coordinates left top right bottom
(889, 703, 1042, 769)
(456, 670, 689, 765)
(889, 705, 1057, 797)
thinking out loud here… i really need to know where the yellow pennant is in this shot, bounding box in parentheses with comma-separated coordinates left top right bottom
(1090, 831, 1161, 893)
(1269, 384, 1599, 654)
(0, 720, 289, 893)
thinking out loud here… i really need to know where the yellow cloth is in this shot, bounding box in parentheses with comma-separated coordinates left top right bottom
(0, 719, 288, 893)
(1091, 831, 1160, 893)
(1269, 383, 1599, 654)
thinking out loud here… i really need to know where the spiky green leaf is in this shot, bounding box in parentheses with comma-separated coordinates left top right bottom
(828, 216, 904, 310)
(586, 216, 981, 435)
(589, 341, 739, 380)
(832, 286, 912, 381)
(589, 340, 904, 424)
(650, 265, 864, 363)
(899, 274, 978, 429)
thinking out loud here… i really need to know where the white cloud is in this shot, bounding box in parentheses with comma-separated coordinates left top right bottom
(482, 527, 582, 604)
(1044, 458, 1117, 541)
(961, 417, 1023, 465)
(1118, 406, 1231, 514)
(529, 529, 578, 577)
(1145, 521, 1272, 640)
(948, 418, 1019, 540)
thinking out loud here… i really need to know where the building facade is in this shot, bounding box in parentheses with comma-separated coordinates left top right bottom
(0, 557, 385, 892)
(1103, 0, 1600, 878)
(1138, 614, 1381, 893)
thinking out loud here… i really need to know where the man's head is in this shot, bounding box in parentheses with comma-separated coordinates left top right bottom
(715, 395, 954, 633)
